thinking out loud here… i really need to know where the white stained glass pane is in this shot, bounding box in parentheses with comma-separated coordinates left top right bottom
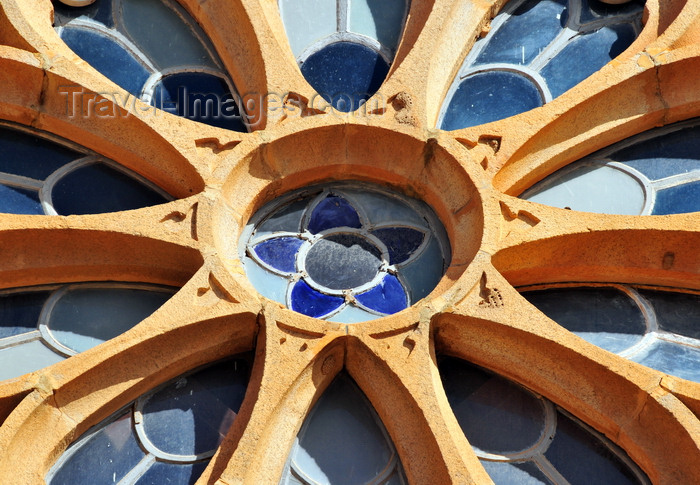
(632, 339, 700, 382)
(349, 0, 406, 51)
(280, 0, 337, 58)
(0, 340, 64, 381)
(329, 304, 375, 323)
(523, 165, 646, 215)
(243, 256, 290, 304)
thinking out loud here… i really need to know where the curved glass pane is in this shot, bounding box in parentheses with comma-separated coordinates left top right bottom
(55, 0, 246, 131)
(439, 356, 648, 484)
(48, 357, 251, 484)
(440, 0, 643, 129)
(280, 373, 405, 485)
(348, 0, 406, 52)
(241, 182, 450, 322)
(521, 119, 700, 215)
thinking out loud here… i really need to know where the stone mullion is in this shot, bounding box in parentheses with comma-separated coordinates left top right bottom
(0, 262, 259, 483)
(438, 265, 700, 485)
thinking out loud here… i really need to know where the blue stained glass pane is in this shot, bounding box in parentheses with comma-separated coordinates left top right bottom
(580, 0, 644, 24)
(439, 357, 547, 454)
(0, 127, 79, 180)
(540, 24, 637, 98)
(473, 0, 567, 67)
(545, 412, 641, 485)
(53, 1, 114, 28)
(307, 195, 361, 234)
(639, 290, 700, 339)
(290, 280, 344, 318)
(0, 291, 50, 339)
(60, 27, 150, 95)
(399, 236, 445, 302)
(135, 461, 209, 485)
(49, 413, 145, 485)
(632, 339, 700, 382)
(356, 275, 407, 315)
(522, 288, 646, 354)
(51, 162, 167, 215)
(253, 237, 303, 273)
(652, 182, 700, 215)
(0, 184, 43, 215)
(441, 71, 543, 130)
(480, 460, 552, 485)
(151, 72, 247, 132)
(300, 42, 390, 113)
(371, 227, 424, 264)
(141, 359, 250, 457)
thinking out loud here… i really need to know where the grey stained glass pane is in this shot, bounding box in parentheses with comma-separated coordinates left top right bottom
(439, 357, 547, 454)
(242, 256, 290, 304)
(49, 413, 145, 485)
(473, 0, 567, 67)
(0, 340, 64, 381)
(522, 164, 646, 215)
(256, 197, 310, 237)
(0, 291, 51, 339)
(0, 126, 79, 180)
(0, 184, 43, 215)
(135, 461, 209, 485)
(48, 287, 173, 353)
(342, 190, 427, 228)
(120, 0, 217, 71)
(480, 460, 552, 485)
(652, 182, 700, 215)
(348, 0, 406, 52)
(441, 71, 544, 130)
(279, 0, 337, 58)
(521, 287, 646, 354)
(631, 339, 700, 382)
(305, 234, 382, 290)
(288, 373, 398, 485)
(639, 290, 700, 339)
(330, 304, 377, 323)
(399, 235, 445, 303)
(51, 162, 168, 215)
(545, 412, 642, 485)
(540, 23, 637, 98)
(53, 0, 114, 28)
(140, 358, 249, 457)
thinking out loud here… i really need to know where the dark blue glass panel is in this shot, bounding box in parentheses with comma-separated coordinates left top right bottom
(0, 291, 50, 339)
(481, 460, 552, 485)
(151, 72, 247, 132)
(60, 27, 150, 95)
(441, 71, 543, 130)
(53, 1, 114, 28)
(135, 461, 209, 485)
(580, 0, 644, 24)
(290, 280, 344, 318)
(473, 0, 567, 67)
(0, 185, 43, 215)
(306, 234, 382, 290)
(307, 195, 361, 234)
(49, 413, 145, 485)
(300, 42, 390, 113)
(141, 358, 250, 457)
(439, 357, 546, 454)
(521, 288, 646, 354)
(545, 412, 640, 485)
(51, 162, 167, 215)
(639, 290, 700, 339)
(541, 24, 637, 98)
(355, 274, 407, 315)
(253, 237, 303, 273)
(0, 128, 79, 180)
(652, 182, 700, 215)
(371, 227, 424, 264)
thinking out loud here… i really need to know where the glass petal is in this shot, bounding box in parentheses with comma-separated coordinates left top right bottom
(348, 0, 406, 52)
(60, 27, 151, 95)
(0, 340, 64, 381)
(341, 189, 427, 227)
(522, 165, 646, 215)
(652, 182, 700, 215)
(0, 291, 51, 339)
(48, 413, 145, 485)
(151, 72, 247, 132)
(140, 359, 250, 457)
(0, 126, 79, 180)
(290, 280, 344, 318)
(279, 0, 337, 58)
(135, 462, 209, 485)
(253, 237, 303, 273)
(307, 195, 361, 234)
(48, 287, 173, 353)
(51, 162, 168, 215)
(441, 71, 544, 130)
(355, 274, 407, 315)
(522, 288, 646, 354)
(439, 357, 547, 454)
(328, 304, 375, 324)
(300, 42, 390, 113)
(242, 256, 290, 304)
(305, 234, 382, 290)
(371, 227, 424, 264)
(399, 236, 445, 303)
(288, 373, 400, 485)
(0, 185, 43, 215)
